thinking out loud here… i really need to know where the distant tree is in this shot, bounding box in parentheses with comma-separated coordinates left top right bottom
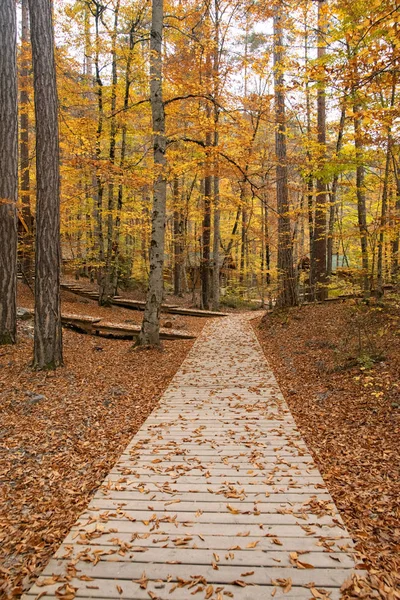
(28, 0, 63, 368)
(138, 0, 166, 347)
(0, 0, 18, 345)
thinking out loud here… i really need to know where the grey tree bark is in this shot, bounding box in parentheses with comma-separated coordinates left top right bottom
(273, 6, 298, 308)
(0, 0, 18, 345)
(138, 0, 166, 347)
(29, 0, 63, 368)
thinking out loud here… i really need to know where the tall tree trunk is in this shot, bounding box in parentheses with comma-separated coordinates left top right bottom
(0, 0, 18, 345)
(138, 0, 166, 347)
(173, 176, 183, 296)
(273, 6, 298, 308)
(99, 1, 120, 306)
(212, 157, 220, 310)
(114, 16, 139, 294)
(211, 0, 221, 311)
(312, 0, 327, 300)
(202, 163, 212, 309)
(377, 76, 396, 295)
(377, 140, 392, 296)
(353, 105, 370, 294)
(327, 107, 345, 276)
(19, 0, 34, 280)
(94, 2, 105, 278)
(304, 2, 314, 299)
(29, 0, 63, 368)
(391, 155, 400, 281)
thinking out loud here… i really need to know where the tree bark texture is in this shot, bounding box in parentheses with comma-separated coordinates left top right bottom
(0, 0, 18, 345)
(273, 7, 298, 308)
(19, 0, 34, 279)
(29, 0, 63, 368)
(138, 0, 166, 347)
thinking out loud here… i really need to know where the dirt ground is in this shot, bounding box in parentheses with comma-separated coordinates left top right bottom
(254, 299, 400, 598)
(0, 284, 208, 599)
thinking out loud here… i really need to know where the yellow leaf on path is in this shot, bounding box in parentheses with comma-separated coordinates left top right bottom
(246, 541, 259, 548)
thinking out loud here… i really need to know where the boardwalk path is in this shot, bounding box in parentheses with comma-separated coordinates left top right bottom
(25, 315, 356, 600)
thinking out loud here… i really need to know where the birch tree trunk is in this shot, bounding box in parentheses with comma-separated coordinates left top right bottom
(273, 6, 298, 308)
(29, 0, 63, 368)
(138, 0, 166, 347)
(0, 0, 18, 345)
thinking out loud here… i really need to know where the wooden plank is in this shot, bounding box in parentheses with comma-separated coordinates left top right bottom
(56, 544, 354, 566)
(52, 546, 355, 568)
(25, 579, 343, 600)
(41, 561, 354, 588)
(63, 531, 352, 552)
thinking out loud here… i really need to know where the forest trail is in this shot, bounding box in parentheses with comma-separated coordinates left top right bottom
(23, 314, 357, 600)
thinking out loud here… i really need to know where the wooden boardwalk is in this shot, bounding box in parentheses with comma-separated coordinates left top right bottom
(24, 315, 356, 600)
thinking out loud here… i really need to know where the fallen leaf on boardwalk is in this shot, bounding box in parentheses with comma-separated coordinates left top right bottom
(133, 571, 148, 589)
(271, 537, 283, 546)
(226, 504, 240, 514)
(240, 571, 255, 577)
(55, 583, 77, 599)
(116, 585, 123, 594)
(246, 541, 259, 548)
(232, 580, 247, 587)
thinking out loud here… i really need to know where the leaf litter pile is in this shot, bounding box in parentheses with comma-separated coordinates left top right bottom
(0, 284, 207, 599)
(254, 299, 400, 599)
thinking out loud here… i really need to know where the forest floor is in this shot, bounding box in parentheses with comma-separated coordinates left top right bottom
(254, 299, 400, 599)
(0, 284, 208, 599)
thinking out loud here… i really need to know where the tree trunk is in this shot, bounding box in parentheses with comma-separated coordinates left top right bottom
(138, 0, 166, 347)
(327, 107, 345, 276)
(99, 1, 120, 306)
(212, 161, 221, 310)
(29, 0, 63, 368)
(94, 3, 105, 279)
(312, 0, 327, 300)
(391, 154, 400, 281)
(353, 105, 370, 295)
(377, 77, 396, 295)
(19, 0, 34, 280)
(202, 164, 212, 310)
(0, 0, 18, 345)
(173, 176, 183, 296)
(273, 6, 298, 308)
(211, 0, 221, 311)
